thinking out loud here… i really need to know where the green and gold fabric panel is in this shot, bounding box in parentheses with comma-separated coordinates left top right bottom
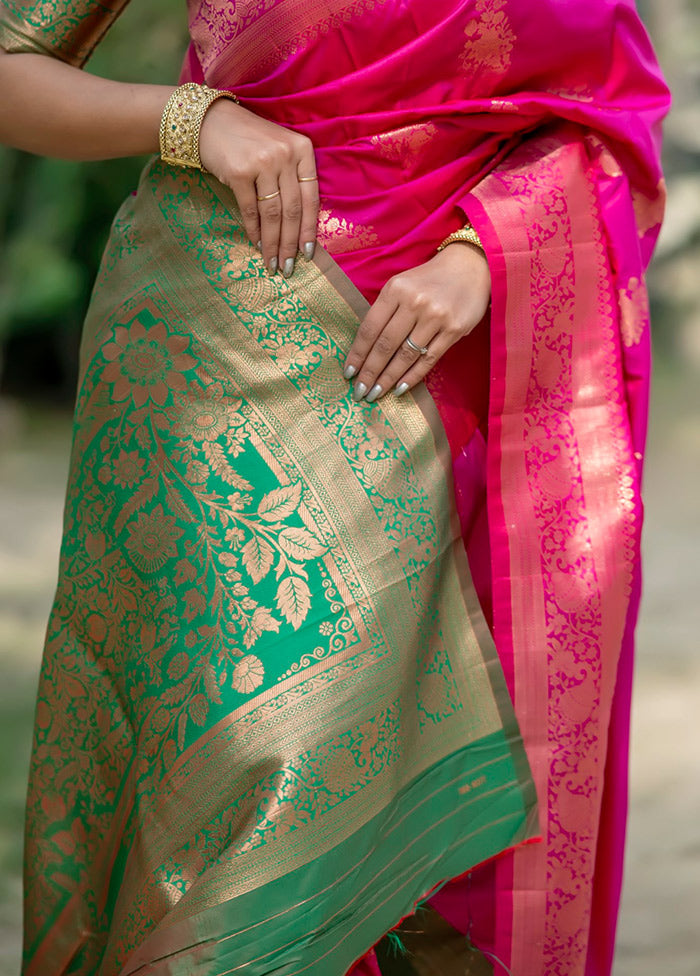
(0, 0, 130, 65)
(23, 159, 535, 974)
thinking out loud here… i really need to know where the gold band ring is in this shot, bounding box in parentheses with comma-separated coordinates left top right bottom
(405, 336, 429, 356)
(257, 189, 281, 201)
(297, 175, 319, 183)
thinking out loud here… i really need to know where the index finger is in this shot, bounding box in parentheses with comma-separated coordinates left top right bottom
(342, 289, 398, 379)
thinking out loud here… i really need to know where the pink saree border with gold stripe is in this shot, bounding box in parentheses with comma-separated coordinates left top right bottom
(461, 127, 644, 975)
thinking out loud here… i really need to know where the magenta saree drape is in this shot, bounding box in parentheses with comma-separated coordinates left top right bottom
(182, 2, 669, 973)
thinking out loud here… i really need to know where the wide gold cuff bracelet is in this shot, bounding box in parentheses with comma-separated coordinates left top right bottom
(159, 82, 239, 172)
(437, 224, 485, 254)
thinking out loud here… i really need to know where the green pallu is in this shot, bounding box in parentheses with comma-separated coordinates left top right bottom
(23, 159, 537, 976)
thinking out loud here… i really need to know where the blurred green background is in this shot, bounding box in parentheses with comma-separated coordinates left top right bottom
(1, 2, 699, 975)
(0, 1, 188, 401)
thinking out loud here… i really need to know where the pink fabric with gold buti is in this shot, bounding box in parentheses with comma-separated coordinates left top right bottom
(181, 3, 668, 973)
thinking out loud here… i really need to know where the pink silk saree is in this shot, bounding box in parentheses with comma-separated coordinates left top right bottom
(180, 2, 668, 973)
(1, 0, 668, 974)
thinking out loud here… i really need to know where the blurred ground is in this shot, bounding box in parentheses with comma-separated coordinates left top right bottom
(0, 361, 698, 974)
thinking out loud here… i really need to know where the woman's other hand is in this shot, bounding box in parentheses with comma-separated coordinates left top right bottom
(199, 99, 319, 277)
(342, 242, 491, 401)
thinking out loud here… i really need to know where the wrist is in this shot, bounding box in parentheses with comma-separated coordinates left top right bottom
(431, 234, 491, 301)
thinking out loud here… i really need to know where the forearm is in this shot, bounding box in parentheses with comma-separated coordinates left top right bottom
(0, 48, 173, 160)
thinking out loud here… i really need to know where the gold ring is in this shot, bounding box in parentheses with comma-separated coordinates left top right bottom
(297, 175, 319, 183)
(405, 336, 429, 356)
(257, 189, 281, 201)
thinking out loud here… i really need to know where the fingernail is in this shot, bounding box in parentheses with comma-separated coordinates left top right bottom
(395, 382, 410, 397)
(283, 257, 295, 278)
(366, 384, 382, 403)
(256, 240, 262, 251)
(269, 256, 278, 275)
(352, 381, 367, 402)
(304, 241, 315, 260)
(343, 363, 357, 380)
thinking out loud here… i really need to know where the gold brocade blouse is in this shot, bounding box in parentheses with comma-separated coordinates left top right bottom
(0, 0, 131, 66)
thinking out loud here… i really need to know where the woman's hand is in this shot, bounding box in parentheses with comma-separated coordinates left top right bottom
(199, 99, 319, 277)
(342, 242, 491, 401)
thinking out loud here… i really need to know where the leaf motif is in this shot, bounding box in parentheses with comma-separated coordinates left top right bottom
(162, 679, 193, 705)
(167, 652, 189, 682)
(182, 587, 207, 623)
(53, 831, 76, 856)
(276, 576, 311, 629)
(152, 409, 171, 430)
(173, 557, 197, 586)
(204, 663, 223, 705)
(129, 406, 148, 427)
(62, 675, 85, 699)
(252, 606, 281, 635)
(177, 712, 188, 750)
(278, 526, 325, 561)
(85, 531, 106, 561)
(152, 708, 170, 733)
(190, 694, 209, 727)
(165, 485, 194, 523)
(135, 423, 151, 451)
(241, 604, 280, 649)
(257, 483, 302, 522)
(113, 476, 160, 535)
(142, 622, 156, 657)
(112, 579, 138, 614)
(241, 535, 274, 584)
(162, 739, 177, 770)
(203, 441, 253, 490)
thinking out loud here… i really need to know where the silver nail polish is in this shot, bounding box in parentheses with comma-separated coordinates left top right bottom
(366, 384, 383, 403)
(256, 240, 262, 251)
(352, 381, 367, 402)
(269, 256, 278, 274)
(283, 257, 295, 278)
(343, 363, 357, 380)
(304, 241, 316, 260)
(395, 382, 410, 397)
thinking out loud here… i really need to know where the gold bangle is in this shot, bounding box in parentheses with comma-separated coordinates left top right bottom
(159, 82, 239, 172)
(437, 224, 485, 254)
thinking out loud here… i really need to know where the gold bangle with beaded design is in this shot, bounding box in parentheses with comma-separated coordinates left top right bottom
(159, 82, 239, 172)
(437, 224, 485, 254)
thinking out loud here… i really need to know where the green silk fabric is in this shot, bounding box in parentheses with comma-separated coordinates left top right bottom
(22, 159, 536, 976)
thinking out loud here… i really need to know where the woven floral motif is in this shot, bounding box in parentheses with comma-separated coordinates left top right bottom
(21, 160, 527, 972)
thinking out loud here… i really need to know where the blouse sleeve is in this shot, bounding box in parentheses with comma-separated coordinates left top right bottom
(0, 0, 131, 66)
